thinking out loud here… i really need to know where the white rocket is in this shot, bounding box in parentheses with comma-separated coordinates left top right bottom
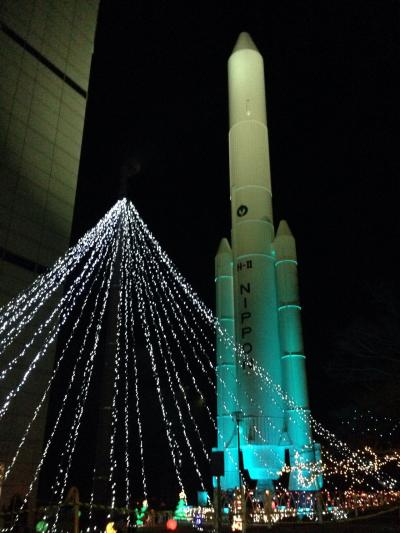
(214, 32, 322, 492)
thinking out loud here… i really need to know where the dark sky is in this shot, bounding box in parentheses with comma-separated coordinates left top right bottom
(72, 0, 400, 424)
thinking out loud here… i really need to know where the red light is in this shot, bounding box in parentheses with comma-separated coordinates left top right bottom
(166, 519, 178, 531)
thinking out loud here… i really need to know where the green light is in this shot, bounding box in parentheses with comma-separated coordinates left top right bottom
(135, 499, 149, 526)
(35, 520, 48, 532)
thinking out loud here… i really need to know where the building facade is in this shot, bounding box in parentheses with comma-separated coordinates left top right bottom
(0, 0, 99, 519)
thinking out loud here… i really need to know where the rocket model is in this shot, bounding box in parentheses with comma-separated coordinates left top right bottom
(214, 33, 322, 492)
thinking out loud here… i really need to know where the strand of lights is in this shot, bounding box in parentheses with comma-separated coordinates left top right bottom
(128, 216, 215, 381)
(129, 207, 239, 481)
(48, 242, 117, 509)
(127, 207, 240, 485)
(0, 217, 116, 384)
(3, 240, 112, 483)
(50, 229, 121, 531)
(3, 218, 120, 532)
(127, 209, 230, 432)
(125, 255, 148, 499)
(129, 204, 191, 500)
(143, 247, 216, 357)
(134, 224, 210, 462)
(129, 222, 186, 482)
(51, 341, 97, 531)
(143, 253, 215, 386)
(109, 229, 125, 512)
(123, 209, 149, 499)
(0, 219, 114, 377)
(137, 249, 209, 490)
(48, 245, 115, 506)
(0, 200, 122, 353)
(126, 217, 185, 493)
(88, 466, 96, 528)
(120, 218, 132, 509)
(128, 203, 216, 331)
(128, 205, 246, 439)
(129, 204, 253, 482)
(133, 211, 217, 369)
(142, 282, 208, 490)
(0, 199, 122, 329)
(129, 202, 220, 362)
(0, 234, 114, 423)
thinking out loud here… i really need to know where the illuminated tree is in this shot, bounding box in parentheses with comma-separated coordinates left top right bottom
(173, 491, 188, 521)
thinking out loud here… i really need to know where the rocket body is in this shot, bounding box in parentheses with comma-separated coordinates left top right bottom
(212, 32, 287, 488)
(229, 34, 284, 482)
(214, 32, 322, 492)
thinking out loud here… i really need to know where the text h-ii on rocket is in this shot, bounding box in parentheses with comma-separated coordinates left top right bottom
(214, 32, 322, 492)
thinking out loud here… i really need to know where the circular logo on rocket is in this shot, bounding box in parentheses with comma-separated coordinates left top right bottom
(237, 205, 248, 217)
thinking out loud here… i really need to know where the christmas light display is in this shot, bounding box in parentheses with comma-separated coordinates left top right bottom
(135, 498, 148, 526)
(0, 199, 399, 532)
(173, 490, 189, 521)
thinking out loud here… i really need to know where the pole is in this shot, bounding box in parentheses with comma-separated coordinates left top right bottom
(65, 487, 80, 533)
(73, 496, 79, 533)
(215, 476, 221, 533)
(232, 411, 243, 487)
(233, 411, 246, 533)
(237, 418, 241, 488)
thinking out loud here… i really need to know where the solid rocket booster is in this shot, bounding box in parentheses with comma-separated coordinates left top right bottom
(274, 220, 312, 447)
(215, 238, 238, 488)
(228, 33, 284, 479)
(274, 221, 322, 490)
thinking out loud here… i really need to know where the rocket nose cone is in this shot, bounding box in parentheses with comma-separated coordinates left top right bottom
(232, 32, 259, 54)
(276, 219, 293, 237)
(216, 237, 232, 256)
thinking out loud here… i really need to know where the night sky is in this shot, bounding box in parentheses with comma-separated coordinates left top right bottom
(72, 1, 400, 430)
